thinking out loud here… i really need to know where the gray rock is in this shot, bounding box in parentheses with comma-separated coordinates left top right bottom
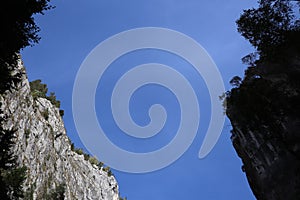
(0, 59, 120, 200)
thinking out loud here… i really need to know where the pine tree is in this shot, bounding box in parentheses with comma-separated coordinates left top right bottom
(0, 0, 53, 93)
(0, 104, 27, 199)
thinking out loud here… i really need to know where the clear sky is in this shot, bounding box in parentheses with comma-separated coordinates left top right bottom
(21, 0, 257, 199)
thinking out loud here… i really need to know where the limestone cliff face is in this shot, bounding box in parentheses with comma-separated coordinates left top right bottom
(226, 56, 300, 200)
(0, 60, 120, 200)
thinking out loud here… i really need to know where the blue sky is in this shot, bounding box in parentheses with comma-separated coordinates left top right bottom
(21, 0, 257, 199)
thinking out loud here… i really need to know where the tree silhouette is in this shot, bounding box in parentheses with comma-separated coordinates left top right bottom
(0, 0, 53, 93)
(0, 104, 27, 199)
(0, 1, 55, 199)
(236, 0, 299, 61)
(226, 1, 300, 199)
(0, 0, 53, 63)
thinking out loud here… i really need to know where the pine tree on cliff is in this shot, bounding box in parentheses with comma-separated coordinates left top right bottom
(0, 0, 53, 93)
(0, 1, 53, 199)
(0, 111, 27, 199)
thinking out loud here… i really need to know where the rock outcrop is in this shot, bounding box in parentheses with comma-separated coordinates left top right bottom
(226, 55, 300, 199)
(0, 59, 120, 200)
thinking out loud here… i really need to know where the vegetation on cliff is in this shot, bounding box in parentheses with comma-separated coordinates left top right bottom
(0, 0, 53, 93)
(0, 1, 53, 198)
(0, 108, 27, 199)
(29, 79, 64, 116)
(226, 1, 300, 199)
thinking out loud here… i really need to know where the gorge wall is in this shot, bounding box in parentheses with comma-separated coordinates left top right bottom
(226, 56, 300, 199)
(0, 59, 120, 200)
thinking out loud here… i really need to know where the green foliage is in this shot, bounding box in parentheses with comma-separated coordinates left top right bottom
(229, 76, 242, 88)
(30, 80, 64, 116)
(89, 157, 99, 166)
(0, 0, 53, 94)
(1, 167, 27, 199)
(59, 110, 64, 117)
(30, 79, 48, 99)
(70, 143, 75, 151)
(73, 147, 91, 163)
(227, 0, 300, 97)
(24, 183, 35, 200)
(46, 92, 61, 108)
(46, 154, 51, 161)
(0, 58, 22, 94)
(0, 1, 55, 199)
(107, 170, 113, 177)
(0, 106, 27, 199)
(103, 166, 113, 177)
(227, 0, 300, 115)
(83, 153, 90, 161)
(30, 80, 61, 108)
(103, 166, 110, 172)
(24, 129, 30, 139)
(47, 183, 66, 200)
(227, 4, 300, 198)
(97, 162, 104, 169)
(0, 1, 53, 67)
(236, 0, 300, 61)
(71, 144, 112, 176)
(225, 3, 300, 199)
(41, 109, 49, 120)
(74, 148, 83, 155)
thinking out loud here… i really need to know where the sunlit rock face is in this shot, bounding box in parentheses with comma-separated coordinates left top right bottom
(0, 60, 120, 200)
(226, 57, 300, 200)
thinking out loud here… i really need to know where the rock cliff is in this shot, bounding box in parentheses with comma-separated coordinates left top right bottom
(225, 1, 300, 199)
(0, 59, 120, 200)
(226, 54, 300, 199)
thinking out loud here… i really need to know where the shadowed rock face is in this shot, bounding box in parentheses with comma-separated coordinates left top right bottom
(0, 59, 120, 200)
(226, 54, 300, 200)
